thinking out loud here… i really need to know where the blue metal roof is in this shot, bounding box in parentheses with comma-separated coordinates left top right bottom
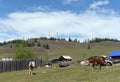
(109, 50, 120, 57)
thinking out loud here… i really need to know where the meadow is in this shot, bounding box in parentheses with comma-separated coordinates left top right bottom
(0, 40, 120, 82)
(0, 64, 120, 82)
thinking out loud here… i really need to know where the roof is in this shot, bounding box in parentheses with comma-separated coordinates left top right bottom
(60, 56, 72, 59)
(109, 50, 120, 57)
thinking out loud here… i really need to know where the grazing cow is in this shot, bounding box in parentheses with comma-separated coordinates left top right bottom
(85, 56, 106, 69)
(28, 61, 35, 75)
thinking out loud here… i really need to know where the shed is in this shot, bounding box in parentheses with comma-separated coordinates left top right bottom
(59, 55, 72, 61)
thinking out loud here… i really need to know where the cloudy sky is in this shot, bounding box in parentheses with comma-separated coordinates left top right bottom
(0, 0, 120, 42)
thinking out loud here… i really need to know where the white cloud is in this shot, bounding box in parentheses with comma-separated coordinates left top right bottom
(32, 6, 49, 11)
(27, 6, 53, 12)
(90, 0, 109, 9)
(63, 0, 79, 5)
(0, 8, 120, 42)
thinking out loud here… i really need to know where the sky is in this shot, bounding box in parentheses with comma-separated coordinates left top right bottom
(0, 0, 120, 42)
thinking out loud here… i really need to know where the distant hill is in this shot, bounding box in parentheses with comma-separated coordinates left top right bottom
(0, 37, 120, 61)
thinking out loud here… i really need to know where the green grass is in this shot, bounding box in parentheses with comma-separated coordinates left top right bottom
(0, 41, 120, 82)
(0, 65, 120, 82)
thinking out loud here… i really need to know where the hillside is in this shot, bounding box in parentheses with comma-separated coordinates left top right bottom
(0, 38, 120, 61)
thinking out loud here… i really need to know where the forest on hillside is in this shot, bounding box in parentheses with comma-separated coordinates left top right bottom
(0, 37, 119, 47)
(0, 37, 119, 60)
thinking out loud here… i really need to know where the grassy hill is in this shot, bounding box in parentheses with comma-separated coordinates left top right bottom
(0, 38, 120, 61)
(0, 39, 120, 82)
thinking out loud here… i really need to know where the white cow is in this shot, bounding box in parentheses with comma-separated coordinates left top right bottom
(28, 61, 35, 75)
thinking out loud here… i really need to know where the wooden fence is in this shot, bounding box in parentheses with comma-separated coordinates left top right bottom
(0, 58, 42, 73)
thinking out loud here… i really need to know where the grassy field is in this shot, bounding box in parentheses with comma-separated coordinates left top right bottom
(0, 41, 120, 82)
(0, 64, 120, 82)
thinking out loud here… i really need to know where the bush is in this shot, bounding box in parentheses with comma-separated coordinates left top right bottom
(14, 47, 36, 59)
(43, 44, 49, 49)
(14, 40, 36, 59)
(37, 42, 41, 47)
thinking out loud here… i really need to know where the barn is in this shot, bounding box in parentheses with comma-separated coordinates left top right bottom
(59, 55, 72, 61)
(109, 50, 120, 63)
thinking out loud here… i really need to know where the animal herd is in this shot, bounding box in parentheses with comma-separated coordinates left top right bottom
(28, 55, 110, 75)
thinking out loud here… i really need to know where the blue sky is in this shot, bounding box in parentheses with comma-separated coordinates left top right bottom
(0, 0, 120, 42)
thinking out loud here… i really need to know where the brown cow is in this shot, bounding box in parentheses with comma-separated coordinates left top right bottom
(85, 56, 106, 69)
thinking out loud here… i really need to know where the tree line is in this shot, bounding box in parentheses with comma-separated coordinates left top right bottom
(0, 37, 79, 46)
(89, 38, 120, 43)
(0, 37, 119, 47)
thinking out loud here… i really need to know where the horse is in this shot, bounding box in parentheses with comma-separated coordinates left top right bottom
(28, 61, 35, 75)
(85, 56, 106, 69)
